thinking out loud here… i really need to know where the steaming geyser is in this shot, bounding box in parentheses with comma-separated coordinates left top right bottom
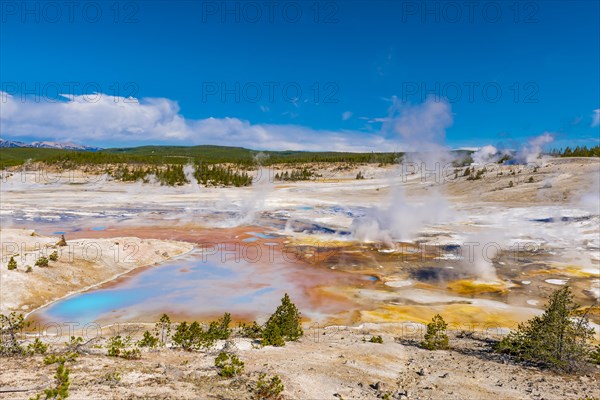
(351, 184, 450, 246)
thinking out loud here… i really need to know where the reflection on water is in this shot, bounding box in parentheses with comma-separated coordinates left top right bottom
(34, 250, 307, 325)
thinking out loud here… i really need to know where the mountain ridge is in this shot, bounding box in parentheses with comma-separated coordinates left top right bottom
(0, 138, 102, 151)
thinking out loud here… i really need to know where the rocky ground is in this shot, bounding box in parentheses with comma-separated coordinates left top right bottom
(0, 327, 598, 400)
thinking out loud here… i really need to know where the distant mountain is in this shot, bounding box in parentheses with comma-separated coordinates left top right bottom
(0, 138, 102, 151)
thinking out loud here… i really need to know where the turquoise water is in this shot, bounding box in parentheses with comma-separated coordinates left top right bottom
(34, 251, 297, 325)
(247, 231, 277, 239)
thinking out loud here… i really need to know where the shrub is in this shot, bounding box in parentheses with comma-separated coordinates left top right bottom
(255, 373, 284, 399)
(528, 176, 534, 183)
(261, 321, 285, 347)
(421, 314, 449, 350)
(368, 335, 383, 344)
(172, 321, 215, 351)
(172, 321, 199, 351)
(238, 321, 262, 339)
(137, 330, 159, 348)
(495, 286, 595, 372)
(35, 257, 49, 267)
(101, 370, 121, 387)
(106, 336, 141, 359)
(7, 256, 17, 271)
(56, 235, 67, 247)
(43, 353, 78, 366)
(27, 338, 48, 355)
(207, 312, 232, 340)
(32, 358, 70, 400)
(0, 312, 29, 355)
(49, 251, 59, 261)
(214, 351, 244, 377)
(508, 180, 514, 188)
(65, 336, 84, 353)
(263, 293, 303, 343)
(591, 344, 600, 365)
(25, 266, 32, 273)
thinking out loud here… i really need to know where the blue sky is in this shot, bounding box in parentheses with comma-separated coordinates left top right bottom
(1, 0, 599, 151)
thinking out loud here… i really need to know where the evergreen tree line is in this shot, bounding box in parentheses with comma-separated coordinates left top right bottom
(551, 145, 600, 157)
(274, 168, 318, 181)
(194, 163, 252, 187)
(109, 165, 188, 186)
(110, 163, 252, 187)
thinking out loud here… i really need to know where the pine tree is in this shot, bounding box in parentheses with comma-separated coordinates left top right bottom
(421, 314, 449, 350)
(7, 256, 17, 271)
(261, 320, 285, 347)
(263, 293, 303, 343)
(153, 314, 171, 347)
(495, 286, 594, 372)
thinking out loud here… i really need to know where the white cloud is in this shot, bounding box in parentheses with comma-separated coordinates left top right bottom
(342, 111, 352, 121)
(0, 92, 397, 152)
(592, 109, 600, 127)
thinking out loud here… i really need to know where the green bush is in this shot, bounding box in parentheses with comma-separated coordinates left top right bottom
(106, 336, 141, 359)
(591, 344, 600, 365)
(137, 330, 159, 348)
(0, 312, 29, 355)
(255, 372, 284, 399)
(25, 266, 33, 273)
(214, 351, 244, 377)
(43, 353, 78, 366)
(238, 321, 262, 339)
(49, 251, 58, 261)
(262, 293, 303, 345)
(35, 257, 49, 267)
(31, 358, 71, 400)
(56, 235, 67, 247)
(101, 370, 122, 387)
(172, 321, 200, 351)
(367, 335, 383, 344)
(7, 256, 17, 271)
(421, 314, 449, 350)
(261, 322, 285, 347)
(65, 336, 84, 353)
(172, 321, 214, 351)
(495, 286, 595, 372)
(171, 313, 232, 351)
(27, 338, 48, 355)
(207, 312, 232, 340)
